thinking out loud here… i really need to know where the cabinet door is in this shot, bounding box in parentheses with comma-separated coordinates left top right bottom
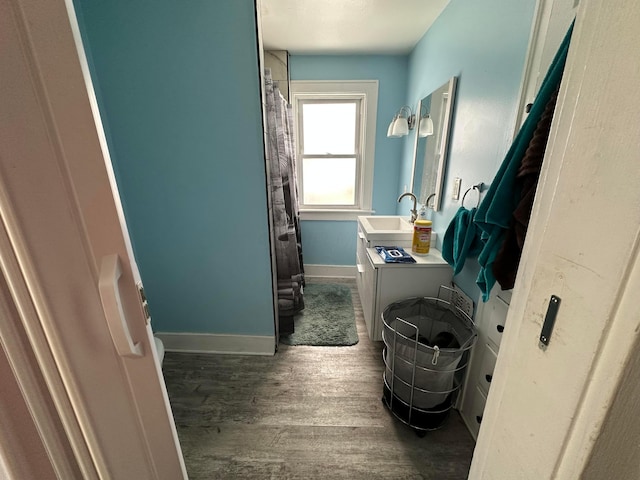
(462, 386, 488, 441)
(485, 295, 509, 349)
(373, 264, 453, 341)
(359, 254, 377, 340)
(478, 345, 498, 395)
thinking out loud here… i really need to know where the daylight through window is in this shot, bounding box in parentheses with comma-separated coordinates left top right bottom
(291, 81, 378, 220)
(299, 101, 359, 206)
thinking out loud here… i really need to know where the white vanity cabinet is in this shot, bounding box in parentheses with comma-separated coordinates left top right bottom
(355, 221, 453, 342)
(460, 289, 510, 439)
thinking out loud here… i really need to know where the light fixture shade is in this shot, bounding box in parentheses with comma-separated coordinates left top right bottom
(391, 116, 409, 137)
(387, 118, 400, 137)
(419, 116, 434, 137)
(387, 106, 414, 138)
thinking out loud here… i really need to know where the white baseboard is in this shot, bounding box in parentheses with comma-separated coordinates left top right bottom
(304, 264, 356, 278)
(156, 332, 275, 356)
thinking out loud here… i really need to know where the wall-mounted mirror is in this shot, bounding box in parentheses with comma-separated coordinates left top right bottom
(411, 76, 458, 212)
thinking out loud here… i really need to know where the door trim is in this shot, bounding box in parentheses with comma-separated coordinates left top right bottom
(0, 191, 98, 477)
(1, 0, 187, 476)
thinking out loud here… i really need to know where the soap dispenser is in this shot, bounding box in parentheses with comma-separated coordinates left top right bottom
(417, 204, 429, 221)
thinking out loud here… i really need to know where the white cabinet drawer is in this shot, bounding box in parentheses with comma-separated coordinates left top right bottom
(486, 295, 509, 348)
(470, 386, 487, 438)
(478, 345, 498, 395)
(462, 385, 487, 441)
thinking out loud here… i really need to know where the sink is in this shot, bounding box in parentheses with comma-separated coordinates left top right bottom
(358, 216, 414, 246)
(365, 216, 412, 231)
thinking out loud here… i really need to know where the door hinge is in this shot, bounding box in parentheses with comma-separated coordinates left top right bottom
(137, 283, 151, 323)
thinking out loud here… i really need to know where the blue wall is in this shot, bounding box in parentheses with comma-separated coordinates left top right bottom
(290, 55, 408, 265)
(397, 0, 537, 300)
(73, 0, 537, 331)
(73, 0, 275, 335)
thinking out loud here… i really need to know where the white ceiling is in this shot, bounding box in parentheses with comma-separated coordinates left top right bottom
(260, 0, 451, 55)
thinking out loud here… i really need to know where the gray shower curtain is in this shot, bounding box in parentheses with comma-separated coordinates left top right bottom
(264, 69, 304, 335)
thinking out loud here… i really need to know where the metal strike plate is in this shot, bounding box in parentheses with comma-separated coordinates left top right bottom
(539, 295, 561, 350)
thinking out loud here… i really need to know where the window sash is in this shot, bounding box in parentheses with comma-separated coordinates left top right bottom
(296, 97, 364, 209)
(300, 155, 358, 206)
(299, 100, 358, 155)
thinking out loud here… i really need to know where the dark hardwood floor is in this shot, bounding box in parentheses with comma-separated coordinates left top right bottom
(162, 278, 475, 479)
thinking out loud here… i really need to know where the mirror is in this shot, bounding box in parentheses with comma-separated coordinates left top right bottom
(411, 76, 457, 212)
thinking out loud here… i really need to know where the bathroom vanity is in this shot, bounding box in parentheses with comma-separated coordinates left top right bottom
(356, 219, 512, 440)
(356, 216, 453, 341)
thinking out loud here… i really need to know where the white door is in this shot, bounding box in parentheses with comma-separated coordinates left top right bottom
(0, 0, 186, 478)
(514, 0, 578, 131)
(470, 0, 640, 478)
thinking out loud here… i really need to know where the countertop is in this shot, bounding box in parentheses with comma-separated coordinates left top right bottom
(367, 247, 449, 268)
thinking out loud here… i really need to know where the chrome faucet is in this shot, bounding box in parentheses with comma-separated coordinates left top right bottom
(398, 192, 418, 223)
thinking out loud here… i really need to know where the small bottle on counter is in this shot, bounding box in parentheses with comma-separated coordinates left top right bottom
(412, 220, 432, 255)
(417, 204, 428, 221)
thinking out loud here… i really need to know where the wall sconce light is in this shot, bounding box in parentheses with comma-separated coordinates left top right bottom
(418, 114, 434, 138)
(387, 106, 416, 138)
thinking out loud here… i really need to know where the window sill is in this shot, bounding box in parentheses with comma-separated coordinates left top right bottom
(299, 209, 374, 221)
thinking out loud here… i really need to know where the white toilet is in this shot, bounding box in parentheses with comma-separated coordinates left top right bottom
(153, 336, 165, 367)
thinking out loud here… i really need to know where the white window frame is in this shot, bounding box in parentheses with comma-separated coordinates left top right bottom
(290, 81, 378, 221)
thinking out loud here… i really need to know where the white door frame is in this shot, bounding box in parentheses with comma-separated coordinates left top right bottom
(512, 0, 579, 133)
(0, 0, 187, 477)
(470, 0, 640, 477)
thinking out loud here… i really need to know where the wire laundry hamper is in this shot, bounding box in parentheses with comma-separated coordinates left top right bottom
(381, 286, 476, 434)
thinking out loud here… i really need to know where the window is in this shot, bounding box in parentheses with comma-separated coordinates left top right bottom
(290, 81, 378, 221)
(299, 100, 359, 206)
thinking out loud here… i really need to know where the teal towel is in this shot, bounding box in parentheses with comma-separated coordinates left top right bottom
(474, 21, 574, 301)
(442, 207, 483, 274)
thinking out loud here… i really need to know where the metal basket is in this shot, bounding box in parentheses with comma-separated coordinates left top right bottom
(382, 286, 476, 433)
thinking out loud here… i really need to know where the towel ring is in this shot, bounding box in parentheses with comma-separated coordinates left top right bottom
(461, 183, 485, 209)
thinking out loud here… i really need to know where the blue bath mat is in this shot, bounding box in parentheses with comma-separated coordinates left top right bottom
(280, 283, 358, 346)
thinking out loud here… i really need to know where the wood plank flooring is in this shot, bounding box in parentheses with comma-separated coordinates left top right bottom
(162, 278, 474, 479)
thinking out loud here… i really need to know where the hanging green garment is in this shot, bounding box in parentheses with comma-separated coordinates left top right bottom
(442, 206, 483, 274)
(474, 21, 574, 301)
